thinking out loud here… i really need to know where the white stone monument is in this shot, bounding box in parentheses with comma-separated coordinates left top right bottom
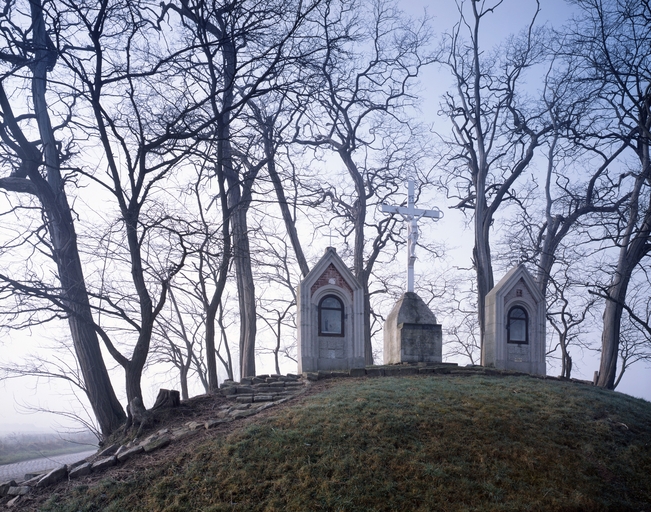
(483, 264, 546, 375)
(381, 180, 443, 364)
(297, 247, 365, 373)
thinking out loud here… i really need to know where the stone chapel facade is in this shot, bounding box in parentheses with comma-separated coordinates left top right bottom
(483, 264, 546, 376)
(297, 247, 365, 373)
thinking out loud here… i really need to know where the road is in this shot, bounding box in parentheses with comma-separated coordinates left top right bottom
(0, 449, 97, 482)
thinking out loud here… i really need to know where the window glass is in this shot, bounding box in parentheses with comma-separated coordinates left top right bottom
(319, 295, 344, 336)
(508, 306, 528, 344)
(321, 297, 341, 309)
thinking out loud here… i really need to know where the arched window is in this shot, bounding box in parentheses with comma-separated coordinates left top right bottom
(319, 295, 344, 336)
(507, 306, 528, 344)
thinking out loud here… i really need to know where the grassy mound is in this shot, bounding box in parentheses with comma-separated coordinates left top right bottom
(43, 375, 651, 511)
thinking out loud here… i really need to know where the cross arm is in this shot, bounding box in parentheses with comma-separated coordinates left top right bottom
(380, 204, 443, 220)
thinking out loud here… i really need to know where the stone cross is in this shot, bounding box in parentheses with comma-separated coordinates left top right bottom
(381, 180, 442, 292)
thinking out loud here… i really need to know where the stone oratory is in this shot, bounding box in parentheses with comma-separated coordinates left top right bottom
(297, 247, 365, 373)
(483, 264, 546, 376)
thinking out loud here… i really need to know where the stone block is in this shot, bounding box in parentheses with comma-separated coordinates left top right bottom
(205, 419, 228, 429)
(7, 486, 30, 496)
(384, 292, 442, 365)
(236, 395, 253, 404)
(117, 445, 144, 462)
(254, 394, 274, 402)
(365, 367, 385, 377)
(265, 377, 278, 383)
(253, 383, 271, 389)
(68, 458, 91, 470)
(384, 366, 402, 376)
(186, 421, 203, 430)
(317, 371, 333, 379)
(304, 372, 319, 381)
(235, 386, 254, 394)
(240, 377, 254, 384)
(433, 366, 451, 374)
(0, 480, 17, 497)
(97, 443, 119, 458)
(68, 462, 92, 479)
(284, 381, 303, 387)
(418, 367, 435, 374)
(269, 381, 285, 388)
(285, 373, 299, 380)
(399, 366, 419, 376)
(349, 367, 366, 377)
(230, 409, 257, 419)
(37, 465, 67, 487)
(171, 429, 197, 442)
(91, 456, 117, 472)
(143, 435, 171, 453)
(23, 473, 44, 484)
(252, 377, 266, 384)
(255, 402, 276, 412)
(331, 371, 348, 378)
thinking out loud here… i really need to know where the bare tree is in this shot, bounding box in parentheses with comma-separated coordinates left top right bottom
(545, 257, 599, 379)
(163, 0, 321, 379)
(0, 0, 125, 436)
(252, 225, 301, 374)
(437, 0, 553, 360)
(561, 0, 651, 389)
(150, 286, 208, 400)
(56, 0, 198, 406)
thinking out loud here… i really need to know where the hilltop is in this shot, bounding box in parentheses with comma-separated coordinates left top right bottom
(8, 371, 651, 511)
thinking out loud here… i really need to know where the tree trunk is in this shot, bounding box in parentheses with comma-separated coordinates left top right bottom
(232, 205, 257, 379)
(260, 115, 310, 278)
(339, 150, 374, 365)
(204, 168, 231, 392)
(475, 207, 494, 365)
(597, 171, 651, 389)
(6, 0, 126, 437)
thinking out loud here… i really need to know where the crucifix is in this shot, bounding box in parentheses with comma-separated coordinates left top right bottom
(381, 180, 442, 293)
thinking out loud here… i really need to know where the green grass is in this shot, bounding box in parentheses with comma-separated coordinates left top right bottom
(42, 375, 651, 511)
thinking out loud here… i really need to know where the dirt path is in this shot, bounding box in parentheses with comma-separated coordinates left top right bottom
(0, 449, 97, 482)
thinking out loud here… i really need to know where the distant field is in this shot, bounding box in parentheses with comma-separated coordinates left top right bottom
(0, 433, 97, 465)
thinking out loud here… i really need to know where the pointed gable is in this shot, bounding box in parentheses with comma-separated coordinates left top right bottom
(311, 263, 353, 296)
(302, 247, 361, 298)
(486, 264, 544, 304)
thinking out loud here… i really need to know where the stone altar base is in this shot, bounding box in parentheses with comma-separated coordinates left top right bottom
(383, 292, 442, 364)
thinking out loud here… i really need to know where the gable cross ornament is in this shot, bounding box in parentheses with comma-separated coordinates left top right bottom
(381, 180, 442, 293)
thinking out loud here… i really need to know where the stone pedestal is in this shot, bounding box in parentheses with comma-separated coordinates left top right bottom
(383, 292, 442, 364)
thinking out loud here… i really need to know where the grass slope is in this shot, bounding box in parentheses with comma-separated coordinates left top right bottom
(44, 375, 651, 511)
